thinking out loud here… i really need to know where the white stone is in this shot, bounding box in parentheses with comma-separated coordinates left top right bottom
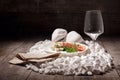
(25, 40, 114, 75)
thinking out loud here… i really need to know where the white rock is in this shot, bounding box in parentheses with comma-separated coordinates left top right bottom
(87, 71, 92, 75)
(31, 65, 39, 72)
(25, 40, 114, 75)
(39, 69, 44, 73)
(81, 69, 86, 74)
(44, 68, 50, 74)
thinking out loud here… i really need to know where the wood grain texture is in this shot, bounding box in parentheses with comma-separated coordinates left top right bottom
(27, 72, 44, 80)
(0, 41, 23, 63)
(0, 0, 120, 38)
(0, 40, 34, 80)
(101, 37, 120, 80)
(0, 37, 120, 80)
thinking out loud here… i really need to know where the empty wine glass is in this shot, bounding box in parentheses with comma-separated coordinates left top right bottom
(84, 10, 104, 52)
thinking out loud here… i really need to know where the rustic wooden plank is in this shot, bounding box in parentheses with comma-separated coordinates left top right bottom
(0, 40, 35, 80)
(55, 75, 64, 80)
(74, 76, 84, 80)
(85, 76, 95, 80)
(43, 75, 55, 80)
(103, 70, 120, 80)
(28, 74, 64, 80)
(27, 71, 44, 80)
(0, 41, 23, 62)
(100, 37, 120, 80)
(0, 38, 48, 80)
(93, 75, 104, 80)
(102, 38, 120, 54)
(101, 38, 120, 65)
(108, 37, 120, 79)
(74, 76, 94, 80)
(28, 74, 56, 80)
(116, 65, 120, 79)
(64, 76, 74, 80)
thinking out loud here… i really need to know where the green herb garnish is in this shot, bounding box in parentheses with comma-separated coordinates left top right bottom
(63, 43, 78, 53)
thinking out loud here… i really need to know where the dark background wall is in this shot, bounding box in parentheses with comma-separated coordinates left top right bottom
(0, 0, 120, 39)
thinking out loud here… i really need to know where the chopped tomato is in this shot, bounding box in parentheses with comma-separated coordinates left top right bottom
(62, 42, 73, 47)
(61, 42, 86, 52)
(77, 45, 85, 51)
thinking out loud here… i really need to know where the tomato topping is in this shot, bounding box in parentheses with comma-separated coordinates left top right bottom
(62, 42, 73, 47)
(77, 45, 85, 51)
(61, 42, 86, 52)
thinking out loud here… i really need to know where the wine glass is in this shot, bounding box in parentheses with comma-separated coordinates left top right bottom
(84, 10, 104, 52)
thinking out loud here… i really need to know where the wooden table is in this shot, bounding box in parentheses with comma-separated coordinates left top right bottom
(0, 37, 120, 80)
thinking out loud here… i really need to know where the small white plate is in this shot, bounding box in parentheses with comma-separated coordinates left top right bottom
(46, 42, 90, 57)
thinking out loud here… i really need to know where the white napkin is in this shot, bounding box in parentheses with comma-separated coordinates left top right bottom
(51, 28, 67, 42)
(66, 31, 84, 42)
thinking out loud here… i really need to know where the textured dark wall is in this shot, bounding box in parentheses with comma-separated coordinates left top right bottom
(0, 0, 120, 38)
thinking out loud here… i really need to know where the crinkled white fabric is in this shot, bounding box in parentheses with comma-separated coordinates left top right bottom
(51, 28, 67, 42)
(66, 31, 84, 43)
(26, 40, 113, 75)
(27, 40, 54, 55)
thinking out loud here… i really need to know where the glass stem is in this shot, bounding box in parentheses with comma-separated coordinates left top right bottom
(93, 40, 96, 53)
